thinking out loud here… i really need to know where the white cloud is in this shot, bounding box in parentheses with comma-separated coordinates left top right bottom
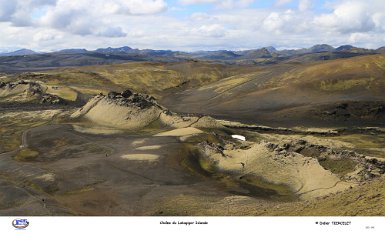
(191, 24, 227, 37)
(190, 12, 214, 21)
(0, 0, 56, 26)
(118, 0, 168, 15)
(179, 0, 254, 8)
(263, 10, 309, 34)
(299, 0, 312, 11)
(275, 0, 293, 6)
(179, 0, 216, 4)
(1, 0, 385, 52)
(37, 0, 168, 37)
(314, 1, 378, 33)
(0, 0, 167, 29)
(0, 1, 17, 21)
(33, 31, 58, 42)
(348, 32, 385, 49)
(97, 27, 127, 38)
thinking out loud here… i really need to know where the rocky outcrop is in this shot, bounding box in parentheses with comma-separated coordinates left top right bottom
(319, 102, 385, 121)
(264, 139, 385, 181)
(0, 80, 65, 105)
(199, 141, 226, 157)
(106, 90, 160, 109)
(197, 135, 385, 199)
(71, 89, 222, 130)
(197, 139, 351, 199)
(40, 94, 65, 105)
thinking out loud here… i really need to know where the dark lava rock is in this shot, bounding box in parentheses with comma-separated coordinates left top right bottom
(199, 141, 226, 157)
(282, 143, 290, 150)
(29, 83, 43, 95)
(296, 139, 307, 145)
(336, 103, 348, 109)
(164, 110, 173, 116)
(319, 101, 385, 122)
(40, 94, 65, 105)
(368, 106, 385, 115)
(318, 155, 327, 162)
(292, 145, 305, 153)
(148, 95, 156, 102)
(17, 80, 29, 85)
(266, 143, 278, 151)
(364, 173, 375, 180)
(131, 94, 154, 109)
(121, 89, 133, 98)
(108, 91, 119, 99)
(106, 90, 159, 110)
(340, 150, 356, 158)
(1, 80, 44, 96)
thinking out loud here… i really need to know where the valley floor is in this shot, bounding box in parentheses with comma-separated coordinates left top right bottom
(0, 108, 384, 216)
(1, 55, 385, 216)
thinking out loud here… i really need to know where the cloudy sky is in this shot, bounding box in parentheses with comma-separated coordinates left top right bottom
(0, 0, 385, 52)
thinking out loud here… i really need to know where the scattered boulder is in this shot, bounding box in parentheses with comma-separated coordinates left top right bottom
(296, 139, 307, 145)
(105, 90, 159, 110)
(17, 80, 29, 85)
(268, 139, 385, 181)
(266, 142, 278, 151)
(199, 141, 226, 157)
(336, 103, 348, 109)
(121, 89, 133, 98)
(29, 83, 43, 95)
(108, 91, 119, 99)
(319, 101, 385, 121)
(40, 94, 65, 105)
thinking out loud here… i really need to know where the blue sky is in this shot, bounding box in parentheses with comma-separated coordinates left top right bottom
(0, 0, 384, 52)
(166, 0, 330, 18)
(166, 0, 328, 11)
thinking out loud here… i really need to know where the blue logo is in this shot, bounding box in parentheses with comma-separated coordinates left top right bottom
(12, 219, 29, 229)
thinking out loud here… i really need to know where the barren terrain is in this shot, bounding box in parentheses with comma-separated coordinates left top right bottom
(1, 53, 385, 216)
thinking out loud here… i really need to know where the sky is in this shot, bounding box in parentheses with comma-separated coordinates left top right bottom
(0, 0, 385, 52)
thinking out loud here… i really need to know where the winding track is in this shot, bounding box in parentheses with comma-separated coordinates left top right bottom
(0, 130, 54, 215)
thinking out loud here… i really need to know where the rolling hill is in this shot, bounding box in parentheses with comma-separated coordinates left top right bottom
(1, 45, 385, 216)
(161, 54, 385, 127)
(4, 61, 258, 105)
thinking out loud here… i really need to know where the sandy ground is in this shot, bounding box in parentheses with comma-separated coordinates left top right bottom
(1, 118, 383, 215)
(0, 124, 253, 215)
(1, 91, 382, 215)
(121, 154, 160, 162)
(135, 145, 163, 150)
(159, 113, 222, 129)
(260, 133, 355, 149)
(201, 142, 353, 199)
(0, 109, 62, 120)
(71, 95, 223, 131)
(44, 85, 78, 101)
(35, 173, 55, 182)
(155, 127, 203, 137)
(0, 84, 30, 98)
(72, 125, 124, 135)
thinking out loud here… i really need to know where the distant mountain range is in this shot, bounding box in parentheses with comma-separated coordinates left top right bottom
(0, 44, 384, 71)
(1, 44, 382, 58)
(0, 49, 38, 57)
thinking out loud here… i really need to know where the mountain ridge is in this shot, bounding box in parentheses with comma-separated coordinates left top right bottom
(0, 44, 384, 72)
(2, 44, 384, 57)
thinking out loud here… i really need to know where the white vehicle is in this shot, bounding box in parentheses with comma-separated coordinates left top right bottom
(231, 135, 246, 141)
